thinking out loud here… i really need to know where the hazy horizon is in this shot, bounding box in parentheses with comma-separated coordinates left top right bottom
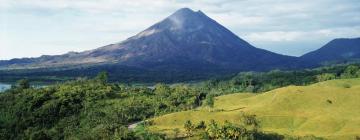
(1, 0, 360, 60)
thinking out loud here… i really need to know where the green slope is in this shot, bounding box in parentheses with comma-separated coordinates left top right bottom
(149, 78, 360, 139)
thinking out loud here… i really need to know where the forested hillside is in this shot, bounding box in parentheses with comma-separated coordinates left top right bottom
(1, 64, 360, 139)
(0, 72, 203, 139)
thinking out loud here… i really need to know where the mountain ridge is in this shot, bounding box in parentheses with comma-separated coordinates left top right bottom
(301, 37, 360, 64)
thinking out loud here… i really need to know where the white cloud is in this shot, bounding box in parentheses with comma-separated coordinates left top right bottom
(244, 26, 360, 42)
(245, 31, 303, 42)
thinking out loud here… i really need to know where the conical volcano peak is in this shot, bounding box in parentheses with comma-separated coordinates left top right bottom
(128, 7, 252, 47)
(130, 8, 209, 39)
(169, 8, 205, 19)
(173, 8, 195, 15)
(161, 8, 211, 31)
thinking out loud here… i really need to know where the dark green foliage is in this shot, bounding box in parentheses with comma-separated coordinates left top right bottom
(196, 121, 206, 129)
(205, 94, 214, 109)
(154, 83, 170, 97)
(0, 63, 236, 83)
(17, 79, 30, 89)
(341, 65, 360, 78)
(95, 71, 108, 85)
(0, 76, 202, 139)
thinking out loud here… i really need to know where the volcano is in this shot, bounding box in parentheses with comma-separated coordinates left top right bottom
(0, 8, 309, 73)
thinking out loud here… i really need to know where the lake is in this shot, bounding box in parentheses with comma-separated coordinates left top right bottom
(0, 83, 11, 92)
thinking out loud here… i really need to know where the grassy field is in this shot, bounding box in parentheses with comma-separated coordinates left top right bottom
(148, 78, 360, 139)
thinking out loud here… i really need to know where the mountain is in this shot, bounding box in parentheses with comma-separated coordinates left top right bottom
(301, 38, 360, 64)
(0, 8, 308, 72)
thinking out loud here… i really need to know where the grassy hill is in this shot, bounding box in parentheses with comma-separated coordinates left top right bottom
(148, 78, 360, 139)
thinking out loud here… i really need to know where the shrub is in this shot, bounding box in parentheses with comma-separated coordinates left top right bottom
(342, 83, 351, 88)
(184, 120, 194, 136)
(326, 99, 332, 104)
(196, 121, 206, 129)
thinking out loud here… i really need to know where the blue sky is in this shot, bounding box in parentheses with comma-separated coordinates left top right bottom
(1, 0, 360, 60)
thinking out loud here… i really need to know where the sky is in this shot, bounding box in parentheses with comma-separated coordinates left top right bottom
(1, 0, 360, 60)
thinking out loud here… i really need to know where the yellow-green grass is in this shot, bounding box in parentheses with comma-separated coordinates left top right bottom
(149, 78, 360, 139)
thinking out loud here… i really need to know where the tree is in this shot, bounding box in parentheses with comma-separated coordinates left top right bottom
(17, 79, 30, 89)
(184, 120, 194, 136)
(240, 113, 259, 133)
(205, 94, 214, 111)
(154, 83, 170, 97)
(356, 69, 360, 78)
(243, 72, 255, 87)
(222, 121, 246, 139)
(96, 71, 108, 84)
(196, 121, 206, 129)
(341, 65, 359, 78)
(316, 73, 336, 82)
(206, 120, 219, 139)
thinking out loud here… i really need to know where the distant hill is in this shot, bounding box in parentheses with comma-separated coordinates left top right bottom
(301, 38, 360, 64)
(0, 8, 309, 72)
(149, 78, 360, 139)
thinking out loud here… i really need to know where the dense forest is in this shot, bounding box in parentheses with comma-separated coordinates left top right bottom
(0, 63, 235, 83)
(1, 64, 360, 139)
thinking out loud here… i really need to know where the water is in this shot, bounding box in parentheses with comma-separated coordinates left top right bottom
(0, 83, 48, 92)
(0, 83, 11, 92)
